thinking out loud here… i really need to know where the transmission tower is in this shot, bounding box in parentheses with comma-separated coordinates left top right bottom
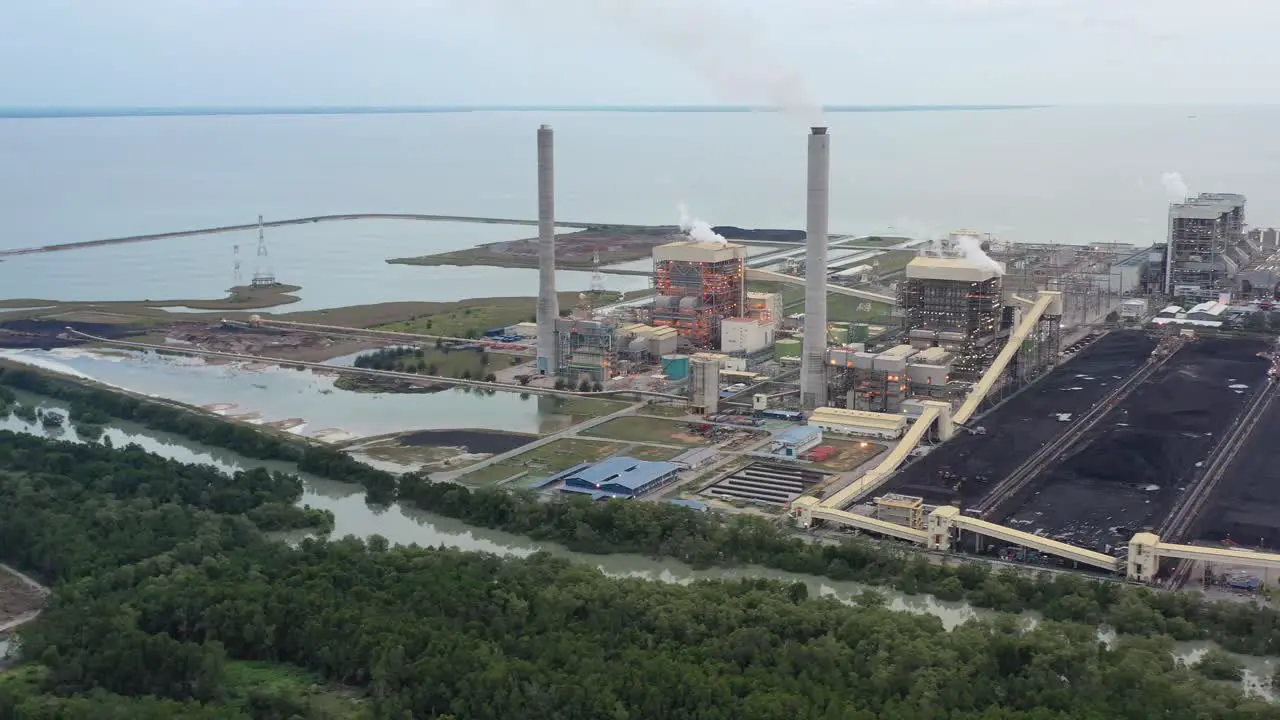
(589, 249, 605, 294)
(250, 214, 277, 288)
(232, 242, 242, 287)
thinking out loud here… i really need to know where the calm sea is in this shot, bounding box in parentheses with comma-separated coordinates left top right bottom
(2, 105, 1278, 310)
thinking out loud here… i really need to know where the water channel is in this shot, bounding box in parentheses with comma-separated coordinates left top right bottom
(2, 389, 1277, 699)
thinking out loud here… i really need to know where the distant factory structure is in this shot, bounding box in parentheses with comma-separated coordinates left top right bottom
(899, 233, 1005, 379)
(542, 456, 683, 500)
(1164, 192, 1248, 302)
(650, 239, 748, 351)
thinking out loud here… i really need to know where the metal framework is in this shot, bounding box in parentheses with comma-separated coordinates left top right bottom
(1165, 193, 1247, 300)
(554, 317, 618, 384)
(900, 275, 1003, 379)
(651, 256, 745, 351)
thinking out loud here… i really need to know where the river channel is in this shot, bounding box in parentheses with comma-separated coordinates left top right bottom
(2, 390, 1277, 698)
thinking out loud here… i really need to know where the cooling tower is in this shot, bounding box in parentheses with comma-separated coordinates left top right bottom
(536, 124, 559, 374)
(800, 127, 830, 410)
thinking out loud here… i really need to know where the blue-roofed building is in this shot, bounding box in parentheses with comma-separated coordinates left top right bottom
(549, 456, 683, 498)
(769, 425, 823, 458)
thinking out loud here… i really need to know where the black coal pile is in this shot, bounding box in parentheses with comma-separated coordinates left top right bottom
(883, 330, 1156, 505)
(1002, 337, 1270, 552)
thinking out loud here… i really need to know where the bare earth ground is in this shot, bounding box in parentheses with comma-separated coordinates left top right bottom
(0, 565, 46, 629)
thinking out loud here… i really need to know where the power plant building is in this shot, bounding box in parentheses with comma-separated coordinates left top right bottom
(719, 317, 774, 354)
(900, 250, 1004, 379)
(1164, 193, 1247, 301)
(651, 240, 747, 351)
(554, 316, 618, 384)
(551, 457, 683, 499)
(808, 407, 907, 440)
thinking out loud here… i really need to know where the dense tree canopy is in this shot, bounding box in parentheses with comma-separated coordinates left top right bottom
(8, 365, 1280, 659)
(0, 430, 1275, 717)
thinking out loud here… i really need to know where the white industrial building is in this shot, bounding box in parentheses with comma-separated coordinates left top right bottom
(1152, 301, 1229, 328)
(1118, 298, 1149, 320)
(809, 407, 907, 440)
(746, 291, 784, 330)
(720, 317, 775, 353)
(769, 426, 824, 458)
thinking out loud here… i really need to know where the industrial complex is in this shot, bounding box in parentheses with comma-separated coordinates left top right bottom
(48, 121, 1280, 596)
(501, 122, 1280, 592)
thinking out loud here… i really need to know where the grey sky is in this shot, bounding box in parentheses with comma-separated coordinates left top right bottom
(2, 0, 1274, 106)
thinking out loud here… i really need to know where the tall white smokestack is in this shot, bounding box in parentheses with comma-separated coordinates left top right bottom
(800, 127, 830, 410)
(536, 124, 559, 374)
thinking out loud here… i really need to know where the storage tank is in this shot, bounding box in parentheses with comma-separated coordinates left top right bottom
(662, 354, 691, 381)
(850, 323, 870, 342)
(775, 338, 802, 360)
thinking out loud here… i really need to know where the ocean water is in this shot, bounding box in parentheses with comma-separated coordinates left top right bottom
(2, 105, 1279, 310)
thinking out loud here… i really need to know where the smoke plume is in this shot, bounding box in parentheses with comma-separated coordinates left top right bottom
(678, 203, 728, 244)
(477, 0, 823, 125)
(953, 233, 1004, 275)
(1161, 172, 1190, 202)
(585, 0, 824, 125)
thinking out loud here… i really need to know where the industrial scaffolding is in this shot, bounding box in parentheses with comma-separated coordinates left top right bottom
(554, 317, 618, 384)
(1165, 194, 1247, 299)
(900, 275, 1003, 379)
(651, 249, 746, 351)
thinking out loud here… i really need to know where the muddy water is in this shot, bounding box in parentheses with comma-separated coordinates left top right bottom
(2, 393, 1277, 698)
(0, 348, 596, 441)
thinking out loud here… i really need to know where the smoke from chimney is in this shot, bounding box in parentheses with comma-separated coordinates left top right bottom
(1161, 172, 1190, 201)
(953, 233, 1004, 275)
(474, 0, 823, 125)
(678, 203, 728, 244)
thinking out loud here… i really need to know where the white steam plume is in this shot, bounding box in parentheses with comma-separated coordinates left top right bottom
(472, 0, 823, 126)
(953, 233, 1004, 275)
(1161, 172, 1190, 202)
(677, 203, 728, 244)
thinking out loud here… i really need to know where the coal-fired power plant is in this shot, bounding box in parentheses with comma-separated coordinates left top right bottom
(800, 127, 831, 410)
(536, 124, 559, 374)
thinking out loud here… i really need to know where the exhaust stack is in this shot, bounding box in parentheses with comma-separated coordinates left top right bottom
(800, 127, 830, 410)
(536, 124, 559, 374)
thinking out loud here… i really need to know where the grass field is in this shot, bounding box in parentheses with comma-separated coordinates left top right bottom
(459, 438, 626, 486)
(828, 295, 895, 324)
(636, 403, 691, 419)
(624, 444, 687, 461)
(581, 416, 706, 446)
(541, 396, 632, 420)
(374, 291, 621, 338)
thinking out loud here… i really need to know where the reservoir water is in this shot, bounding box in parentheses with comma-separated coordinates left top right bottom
(0, 348, 597, 440)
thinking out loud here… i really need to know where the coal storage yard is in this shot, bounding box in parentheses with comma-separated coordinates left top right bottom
(1000, 336, 1271, 553)
(882, 330, 1156, 506)
(1196, 382, 1280, 548)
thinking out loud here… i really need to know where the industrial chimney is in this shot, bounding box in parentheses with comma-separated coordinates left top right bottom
(800, 127, 830, 410)
(536, 124, 559, 374)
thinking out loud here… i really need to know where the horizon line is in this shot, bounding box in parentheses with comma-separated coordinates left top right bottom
(0, 104, 1046, 120)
